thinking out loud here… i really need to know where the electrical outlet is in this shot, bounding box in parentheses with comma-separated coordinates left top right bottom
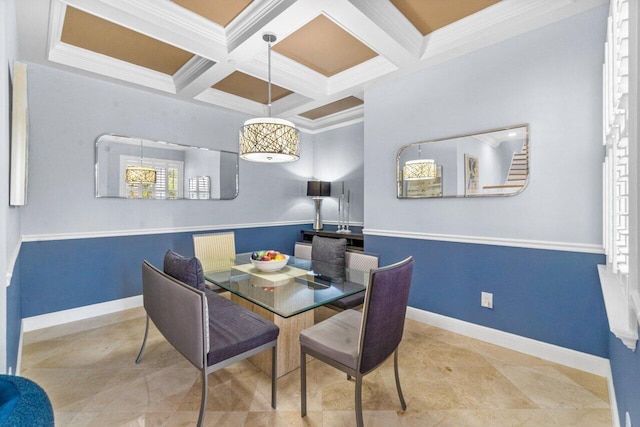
(481, 292, 493, 309)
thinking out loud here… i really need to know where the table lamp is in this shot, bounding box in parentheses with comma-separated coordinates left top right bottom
(307, 181, 331, 230)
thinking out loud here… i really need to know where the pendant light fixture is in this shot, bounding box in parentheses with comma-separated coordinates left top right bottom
(125, 139, 156, 184)
(403, 145, 436, 180)
(239, 33, 300, 162)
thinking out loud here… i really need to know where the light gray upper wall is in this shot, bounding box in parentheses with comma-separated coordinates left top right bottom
(2, 0, 20, 260)
(312, 123, 364, 225)
(364, 6, 607, 245)
(2, 0, 20, 373)
(20, 63, 315, 236)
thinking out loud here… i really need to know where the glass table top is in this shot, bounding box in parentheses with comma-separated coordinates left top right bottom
(204, 253, 368, 318)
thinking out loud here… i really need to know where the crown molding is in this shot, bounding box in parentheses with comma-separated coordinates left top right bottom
(48, 42, 176, 93)
(194, 88, 266, 116)
(345, 0, 422, 61)
(173, 56, 216, 93)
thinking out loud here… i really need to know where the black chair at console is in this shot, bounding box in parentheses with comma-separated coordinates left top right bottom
(135, 250, 279, 427)
(309, 236, 379, 311)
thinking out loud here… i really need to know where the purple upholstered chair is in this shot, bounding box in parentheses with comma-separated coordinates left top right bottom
(136, 251, 279, 427)
(300, 256, 413, 427)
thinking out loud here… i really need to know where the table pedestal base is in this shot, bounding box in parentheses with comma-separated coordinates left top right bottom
(231, 295, 314, 378)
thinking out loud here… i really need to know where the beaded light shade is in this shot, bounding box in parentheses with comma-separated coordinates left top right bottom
(125, 166, 157, 184)
(239, 117, 300, 162)
(239, 32, 300, 163)
(403, 159, 437, 180)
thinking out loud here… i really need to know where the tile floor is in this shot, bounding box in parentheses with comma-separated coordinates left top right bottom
(20, 307, 612, 426)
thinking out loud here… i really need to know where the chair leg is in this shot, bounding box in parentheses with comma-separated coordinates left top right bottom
(394, 348, 407, 411)
(135, 315, 149, 364)
(355, 374, 364, 427)
(196, 369, 208, 427)
(300, 349, 307, 417)
(271, 344, 277, 409)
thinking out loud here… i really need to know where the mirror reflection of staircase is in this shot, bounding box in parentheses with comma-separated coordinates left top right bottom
(483, 142, 529, 192)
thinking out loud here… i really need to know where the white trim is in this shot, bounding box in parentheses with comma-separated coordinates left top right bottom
(6, 238, 22, 287)
(364, 228, 604, 254)
(406, 306, 611, 377)
(296, 115, 365, 135)
(15, 325, 23, 376)
(607, 364, 621, 427)
(21, 220, 314, 242)
(22, 295, 143, 332)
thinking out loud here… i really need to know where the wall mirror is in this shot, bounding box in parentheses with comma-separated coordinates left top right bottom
(95, 134, 239, 200)
(397, 124, 529, 198)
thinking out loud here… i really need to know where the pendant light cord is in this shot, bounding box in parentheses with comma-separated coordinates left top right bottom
(267, 36, 272, 116)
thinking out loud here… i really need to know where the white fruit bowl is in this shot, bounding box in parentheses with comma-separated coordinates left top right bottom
(251, 255, 290, 272)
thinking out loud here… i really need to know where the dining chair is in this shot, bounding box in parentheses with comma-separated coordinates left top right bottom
(193, 231, 236, 292)
(136, 251, 279, 427)
(303, 236, 379, 310)
(300, 256, 414, 427)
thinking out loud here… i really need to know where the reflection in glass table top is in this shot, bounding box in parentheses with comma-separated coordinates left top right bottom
(204, 253, 368, 318)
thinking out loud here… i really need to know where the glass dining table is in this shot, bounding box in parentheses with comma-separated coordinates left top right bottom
(203, 252, 368, 377)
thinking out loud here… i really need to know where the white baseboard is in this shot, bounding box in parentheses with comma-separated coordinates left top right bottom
(406, 306, 611, 377)
(22, 295, 143, 332)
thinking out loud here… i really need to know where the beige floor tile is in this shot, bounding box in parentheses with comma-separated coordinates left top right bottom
(20, 310, 612, 426)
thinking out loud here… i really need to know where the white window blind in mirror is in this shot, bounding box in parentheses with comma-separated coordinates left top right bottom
(600, 0, 638, 350)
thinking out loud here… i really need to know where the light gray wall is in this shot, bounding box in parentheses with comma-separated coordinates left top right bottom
(2, 0, 21, 373)
(312, 123, 364, 225)
(20, 63, 315, 236)
(364, 6, 606, 245)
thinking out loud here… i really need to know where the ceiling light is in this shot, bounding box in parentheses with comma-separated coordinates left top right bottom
(403, 159, 437, 180)
(239, 33, 300, 163)
(125, 140, 156, 184)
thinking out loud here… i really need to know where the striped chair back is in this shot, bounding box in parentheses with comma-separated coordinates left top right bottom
(193, 232, 236, 272)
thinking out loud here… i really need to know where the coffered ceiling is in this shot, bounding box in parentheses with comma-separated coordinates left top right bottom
(16, 0, 606, 133)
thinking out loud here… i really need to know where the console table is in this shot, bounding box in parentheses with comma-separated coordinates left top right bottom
(300, 229, 364, 251)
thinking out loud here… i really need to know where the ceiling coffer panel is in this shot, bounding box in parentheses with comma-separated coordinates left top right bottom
(299, 96, 364, 120)
(390, 0, 501, 36)
(213, 71, 294, 105)
(171, 0, 254, 27)
(61, 6, 194, 75)
(273, 14, 378, 77)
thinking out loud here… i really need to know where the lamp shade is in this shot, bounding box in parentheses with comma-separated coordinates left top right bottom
(307, 181, 331, 197)
(125, 165, 157, 184)
(403, 159, 437, 180)
(239, 117, 300, 162)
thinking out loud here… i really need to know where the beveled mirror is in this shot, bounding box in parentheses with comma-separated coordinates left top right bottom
(397, 124, 529, 198)
(95, 134, 239, 200)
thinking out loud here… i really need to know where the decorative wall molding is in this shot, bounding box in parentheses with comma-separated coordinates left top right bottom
(20, 220, 315, 242)
(406, 306, 611, 377)
(364, 228, 604, 254)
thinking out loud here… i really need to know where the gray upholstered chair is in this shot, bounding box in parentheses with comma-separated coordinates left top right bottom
(136, 250, 279, 427)
(300, 256, 414, 427)
(308, 236, 379, 311)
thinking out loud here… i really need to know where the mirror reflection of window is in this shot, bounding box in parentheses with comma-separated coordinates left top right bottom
(189, 176, 211, 199)
(95, 134, 239, 200)
(121, 156, 184, 199)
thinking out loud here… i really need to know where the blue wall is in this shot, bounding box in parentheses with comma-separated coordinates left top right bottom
(610, 334, 640, 425)
(367, 235, 608, 358)
(6, 256, 22, 374)
(20, 225, 303, 317)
